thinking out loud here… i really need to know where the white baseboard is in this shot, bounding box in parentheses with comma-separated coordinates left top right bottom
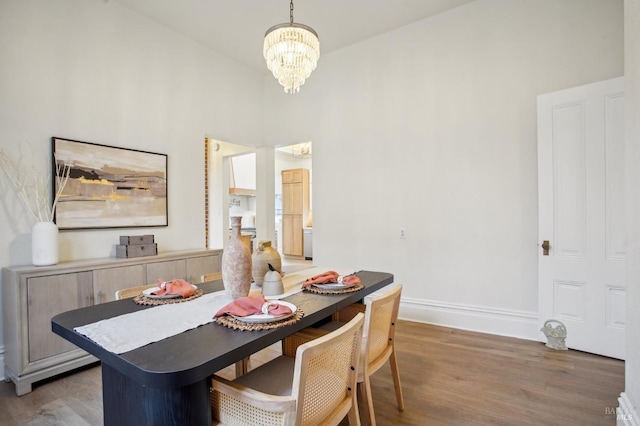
(618, 393, 639, 425)
(398, 297, 540, 341)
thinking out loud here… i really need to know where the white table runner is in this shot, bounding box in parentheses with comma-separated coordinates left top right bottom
(74, 266, 350, 354)
(74, 291, 232, 354)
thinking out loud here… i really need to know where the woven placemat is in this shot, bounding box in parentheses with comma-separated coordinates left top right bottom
(302, 282, 364, 295)
(133, 289, 204, 305)
(216, 310, 305, 331)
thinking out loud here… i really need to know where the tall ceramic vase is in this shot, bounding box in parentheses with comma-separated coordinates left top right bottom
(32, 221, 59, 266)
(221, 216, 252, 299)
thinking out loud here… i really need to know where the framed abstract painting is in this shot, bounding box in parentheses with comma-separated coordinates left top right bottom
(52, 137, 168, 230)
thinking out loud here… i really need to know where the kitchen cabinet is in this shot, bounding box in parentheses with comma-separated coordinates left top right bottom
(2, 249, 222, 395)
(283, 215, 304, 257)
(281, 168, 309, 257)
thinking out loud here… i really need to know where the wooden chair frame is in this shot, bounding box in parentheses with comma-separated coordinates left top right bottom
(211, 313, 365, 426)
(315, 285, 404, 425)
(114, 283, 157, 300)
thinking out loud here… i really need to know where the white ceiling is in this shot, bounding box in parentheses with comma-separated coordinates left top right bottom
(113, 0, 476, 73)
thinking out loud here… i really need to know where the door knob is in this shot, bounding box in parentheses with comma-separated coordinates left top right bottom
(541, 240, 550, 256)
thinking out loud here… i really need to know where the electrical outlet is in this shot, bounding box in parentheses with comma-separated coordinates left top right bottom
(400, 228, 406, 239)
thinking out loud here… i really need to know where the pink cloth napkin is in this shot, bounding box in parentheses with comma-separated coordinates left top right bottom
(214, 294, 292, 318)
(301, 271, 361, 288)
(151, 279, 195, 298)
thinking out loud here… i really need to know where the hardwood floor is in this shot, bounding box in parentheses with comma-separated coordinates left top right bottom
(364, 321, 624, 426)
(0, 321, 624, 425)
(0, 363, 103, 425)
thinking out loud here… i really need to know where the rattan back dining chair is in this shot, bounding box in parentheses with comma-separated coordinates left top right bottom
(318, 284, 404, 425)
(201, 271, 222, 282)
(114, 283, 157, 300)
(116, 271, 221, 299)
(211, 313, 365, 426)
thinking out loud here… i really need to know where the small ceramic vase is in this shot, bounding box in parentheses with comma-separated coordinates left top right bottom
(262, 270, 284, 297)
(252, 240, 282, 286)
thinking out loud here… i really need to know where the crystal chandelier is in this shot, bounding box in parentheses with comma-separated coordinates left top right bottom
(263, 0, 320, 94)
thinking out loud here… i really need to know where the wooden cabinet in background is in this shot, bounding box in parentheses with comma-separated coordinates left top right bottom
(282, 215, 304, 257)
(2, 249, 222, 395)
(281, 168, 309, 257)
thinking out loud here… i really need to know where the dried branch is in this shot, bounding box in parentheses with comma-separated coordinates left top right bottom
(51, 160, 72, 221)
(0, 143, 71, 223)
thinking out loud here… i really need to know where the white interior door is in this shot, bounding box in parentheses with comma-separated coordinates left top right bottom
(537, 77, 625, 360)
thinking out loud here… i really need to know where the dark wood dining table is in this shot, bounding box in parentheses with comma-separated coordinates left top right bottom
(51, 269, 394, 426)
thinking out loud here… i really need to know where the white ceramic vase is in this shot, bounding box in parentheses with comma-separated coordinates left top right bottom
(32, 221, 59, 266)
(221, 216, 252, 299)
(262, 270, 284, 297)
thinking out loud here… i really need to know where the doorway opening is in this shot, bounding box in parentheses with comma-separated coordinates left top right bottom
(204, 137, 254, 251)
(204, 137, 312, 263)
(275, 142, 313, 261)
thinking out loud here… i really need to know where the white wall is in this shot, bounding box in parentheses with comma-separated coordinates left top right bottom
(263, 0, 624, 339)
(621, 0, 640, 422)
(0, 0, 264, 376)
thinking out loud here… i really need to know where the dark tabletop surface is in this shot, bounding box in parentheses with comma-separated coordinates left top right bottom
(52, 270, 394, 389)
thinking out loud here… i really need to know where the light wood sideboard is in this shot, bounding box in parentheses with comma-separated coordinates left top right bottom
(2, 248, 222, 395)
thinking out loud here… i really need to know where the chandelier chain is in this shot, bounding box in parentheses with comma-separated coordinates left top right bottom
(290, 0, 294, 24)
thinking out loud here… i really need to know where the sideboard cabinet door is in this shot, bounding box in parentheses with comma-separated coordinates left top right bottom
(146, 259, 187, 283)
(186, 254, 221, 283)
(27, 272, 93, 362)
(93, 265, 146, 304)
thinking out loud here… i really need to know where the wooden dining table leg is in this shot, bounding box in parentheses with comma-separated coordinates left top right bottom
(102, 362, 211, 425)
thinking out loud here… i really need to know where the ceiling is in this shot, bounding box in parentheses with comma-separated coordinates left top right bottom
(113, 0, 476, 74)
